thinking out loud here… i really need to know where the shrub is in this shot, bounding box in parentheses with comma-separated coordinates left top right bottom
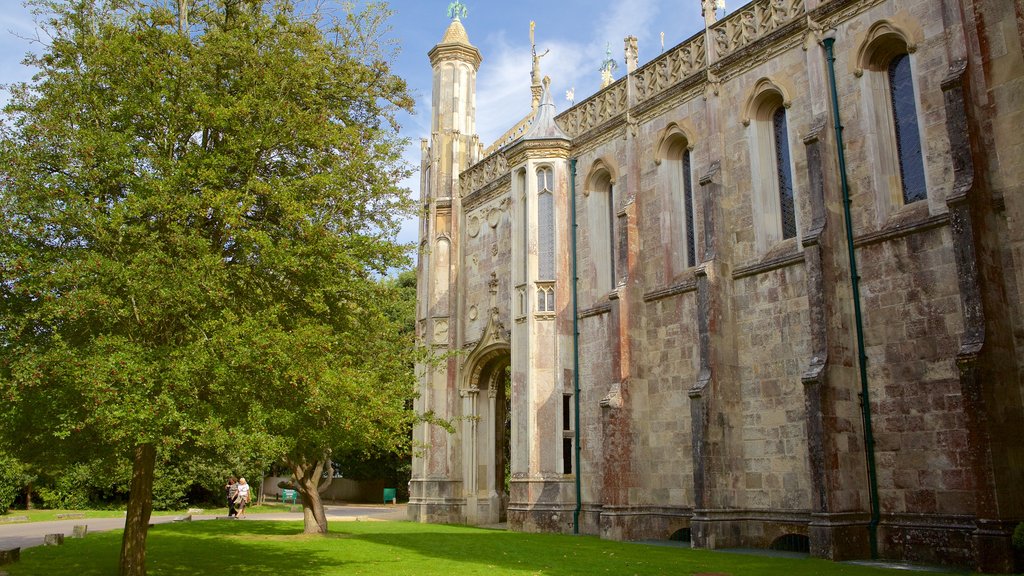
(1013, 522, 1024, 551)
(0, 453, 27, 514)
(37, 464, 94, 510)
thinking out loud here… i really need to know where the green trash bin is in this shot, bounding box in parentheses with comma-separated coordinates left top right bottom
(383, 488, 397, 503)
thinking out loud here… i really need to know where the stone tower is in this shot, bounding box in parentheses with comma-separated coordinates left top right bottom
(410, 10, 482, 524)
(504, 77, 576, 532)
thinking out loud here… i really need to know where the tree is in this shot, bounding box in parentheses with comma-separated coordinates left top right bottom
(330, 269, 418, 500)
(0, 0, 414, 573)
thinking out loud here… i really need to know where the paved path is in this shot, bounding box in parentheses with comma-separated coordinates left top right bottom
(0, 505, 407, 552)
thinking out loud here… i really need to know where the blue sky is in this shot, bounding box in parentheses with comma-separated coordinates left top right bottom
(0, 0, 708, 248)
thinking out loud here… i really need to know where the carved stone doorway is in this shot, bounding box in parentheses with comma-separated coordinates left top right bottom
(472, 353, 511, 523)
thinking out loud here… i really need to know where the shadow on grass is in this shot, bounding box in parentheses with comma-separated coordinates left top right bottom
(5, 520, 919, 576)
(335, 522, 907, 576)
(8, 521, 357, 576)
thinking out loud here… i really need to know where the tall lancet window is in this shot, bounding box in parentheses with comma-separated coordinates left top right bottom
(516, 169, 528, 317)
(888, 53, 926, 204)
(682, 149, 696, 267)
(537, 167, 555, 280)
(537, 166, 555, 313)
(772, 107, 797, 240)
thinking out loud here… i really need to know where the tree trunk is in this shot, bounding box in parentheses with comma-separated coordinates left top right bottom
(290, 457, 329, 534)
(25, 482, 32, 510)
(119, 443, 156, 576)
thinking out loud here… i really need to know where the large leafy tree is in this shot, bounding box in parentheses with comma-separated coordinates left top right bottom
(0, 0, 415, 573)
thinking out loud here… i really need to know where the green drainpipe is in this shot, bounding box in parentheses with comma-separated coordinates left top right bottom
(823, 35, 880, 559)
(570, 157, 582, 535)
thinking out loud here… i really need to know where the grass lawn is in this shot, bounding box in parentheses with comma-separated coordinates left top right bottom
(1, 519, 957, 576)
(0, 503, 295, 523)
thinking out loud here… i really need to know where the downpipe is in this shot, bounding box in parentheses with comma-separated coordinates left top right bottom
(822, 34, 881, 559)
(570, 157, 582, 535)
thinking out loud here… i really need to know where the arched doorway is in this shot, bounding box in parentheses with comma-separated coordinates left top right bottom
(472, 353, 511, 523)
(461, 301, 512, 525)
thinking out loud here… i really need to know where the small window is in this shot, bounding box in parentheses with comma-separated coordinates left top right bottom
(888, 54, 926, 204)
(562, 394, 571, 431)
(535, 286, 554, 313)
(562, 438, 573, 474)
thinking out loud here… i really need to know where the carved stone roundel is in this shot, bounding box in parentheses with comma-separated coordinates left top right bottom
(468, 215, 481, 238)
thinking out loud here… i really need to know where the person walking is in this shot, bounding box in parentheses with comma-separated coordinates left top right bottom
(225, 477, 239, 518)
(236, 477, 251, 518)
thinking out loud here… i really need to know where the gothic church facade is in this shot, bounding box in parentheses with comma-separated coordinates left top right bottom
(410, 0, 1024, 571)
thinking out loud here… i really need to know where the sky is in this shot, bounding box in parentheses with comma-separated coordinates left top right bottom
(0, 0, 708, 248)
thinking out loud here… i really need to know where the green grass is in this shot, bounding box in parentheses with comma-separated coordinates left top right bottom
(0, 503, 295, 523)
(2, 520, 953, 576)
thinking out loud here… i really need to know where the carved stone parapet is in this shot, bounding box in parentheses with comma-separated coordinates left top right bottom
(709, 0, 806, 60)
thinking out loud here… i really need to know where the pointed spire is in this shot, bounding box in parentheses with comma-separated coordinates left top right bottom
(430, 2, 481, 69)
(524, 76, 570, 141)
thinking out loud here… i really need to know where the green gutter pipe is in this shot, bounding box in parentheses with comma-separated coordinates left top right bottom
(570, 157, 582, 535)
(823, 35, 880, 559)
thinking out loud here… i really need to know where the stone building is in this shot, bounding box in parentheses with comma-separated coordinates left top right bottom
(409, 0, 1024, 571)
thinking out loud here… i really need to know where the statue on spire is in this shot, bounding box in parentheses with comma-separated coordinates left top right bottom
(530, 21, 550, 111)
(532, 21, 548, 83)
(447, 0, 468, 21)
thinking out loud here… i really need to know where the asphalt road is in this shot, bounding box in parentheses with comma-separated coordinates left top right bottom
(0, 504, 407, 552)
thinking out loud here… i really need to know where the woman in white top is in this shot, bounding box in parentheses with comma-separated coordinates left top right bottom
(236, 477, 251, 518)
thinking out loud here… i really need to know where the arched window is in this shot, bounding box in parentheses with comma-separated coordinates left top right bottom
(537, 167, 555, 280)
(515, 169, 528, 317)
(587, 168, 616, 295)
(857, 21, 928, 219)
(517, 169, 528, 284)
(660, 130, 698, 272)
(746, 81, 798, 251)
(888, 54, 926, 204)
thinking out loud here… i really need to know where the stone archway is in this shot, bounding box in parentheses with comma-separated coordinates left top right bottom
(461, 307, 511, 525)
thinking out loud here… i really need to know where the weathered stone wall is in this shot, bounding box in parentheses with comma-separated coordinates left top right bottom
(635, 292, 698, 509)
(418, 0, 1024, 570)
(733, 265, 812, 512)
(460, 186, 512, 347)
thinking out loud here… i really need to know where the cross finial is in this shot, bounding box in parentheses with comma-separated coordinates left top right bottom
(447, 1, 468, 21)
